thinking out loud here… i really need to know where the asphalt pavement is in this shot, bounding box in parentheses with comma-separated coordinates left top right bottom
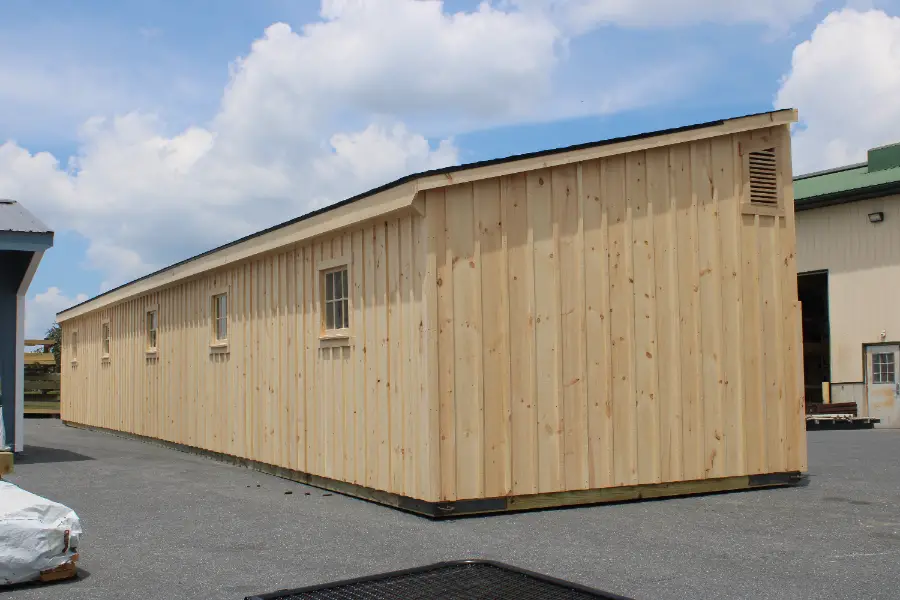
(4, 420, 899, 600)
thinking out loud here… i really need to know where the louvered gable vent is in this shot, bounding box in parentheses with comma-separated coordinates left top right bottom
(748, 147, 778, 205)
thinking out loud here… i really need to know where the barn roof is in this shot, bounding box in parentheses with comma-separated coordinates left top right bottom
(57, 108, 797, 321)
(0, 199, 54, 252)
(0, 199, 52, 234)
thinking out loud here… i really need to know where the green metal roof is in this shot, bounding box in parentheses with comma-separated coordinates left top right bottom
(794, 143, 900, 209)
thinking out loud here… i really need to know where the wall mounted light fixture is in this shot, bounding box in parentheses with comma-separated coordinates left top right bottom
(868, 211, 885, 223)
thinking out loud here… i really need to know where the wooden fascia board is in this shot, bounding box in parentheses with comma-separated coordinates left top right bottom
(57, 182, 419, 322)
(414, 110, 799, 191)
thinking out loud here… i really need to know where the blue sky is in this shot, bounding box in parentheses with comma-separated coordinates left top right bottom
(2, 0, 900, 336)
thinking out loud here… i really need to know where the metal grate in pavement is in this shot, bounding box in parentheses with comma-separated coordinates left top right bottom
(245, 560, 632, 600)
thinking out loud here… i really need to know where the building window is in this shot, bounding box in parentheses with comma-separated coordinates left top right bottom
(322, 266, 349, 334)
(872, 352, 895, 384)
(101, 322, 110, 356)
(71, 331, 78, 362)
(146, 309, 158, 351)
(213, 293, 228, 342)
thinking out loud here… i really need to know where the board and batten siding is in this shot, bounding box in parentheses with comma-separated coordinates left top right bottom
(61, 212, 440, 502)
(425, 125, 807, 502)
(796, 193, 900, 383)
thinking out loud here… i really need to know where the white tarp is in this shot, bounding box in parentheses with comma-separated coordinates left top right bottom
(0, 481, 82, 586)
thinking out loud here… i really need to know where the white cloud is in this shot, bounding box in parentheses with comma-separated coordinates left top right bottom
(26, 287, 88, 339)
(776, 9, 900, 174)
(1, 0, 803, 293)
(511, 0, 820, 32)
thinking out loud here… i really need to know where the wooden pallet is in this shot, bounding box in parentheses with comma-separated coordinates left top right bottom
(806, 415, 880, 429)
(39, 555, 79, 583)
(0, 452, 12, 477)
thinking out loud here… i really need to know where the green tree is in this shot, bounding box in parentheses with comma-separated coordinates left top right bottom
(45, 323, 62, 368)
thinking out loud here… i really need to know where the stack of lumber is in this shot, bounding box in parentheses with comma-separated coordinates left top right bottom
(24, 339, 60, 417)
(806, 402, 858, 416)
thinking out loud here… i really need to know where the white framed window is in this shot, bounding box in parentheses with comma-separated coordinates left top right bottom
(322, 266, 349, 334)
(71, 330, 78, 363)
(146, 307, 159, 352)
(213, 292, 228, 343)
(872, 352, 895, 384)
(101, 320, 111, 358)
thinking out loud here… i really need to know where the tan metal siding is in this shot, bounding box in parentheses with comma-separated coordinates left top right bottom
(796, 193, 900, 383)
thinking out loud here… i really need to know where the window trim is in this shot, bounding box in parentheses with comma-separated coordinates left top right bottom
(100, 318, 111, 361)
(739, 134, 785, 217)
(209, 286, 229, 353)
(318, 258, 351, 346)
(146, 303, 160, 356)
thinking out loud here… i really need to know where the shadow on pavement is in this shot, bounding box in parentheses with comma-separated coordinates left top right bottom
(0, 568, 90, 592)
(16, 446, 95, 464)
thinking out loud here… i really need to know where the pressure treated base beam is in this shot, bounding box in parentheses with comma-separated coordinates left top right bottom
(0, 451, 13, 477)
(63, 421, 805, 518)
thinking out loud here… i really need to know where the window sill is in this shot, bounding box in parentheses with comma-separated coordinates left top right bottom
(70, 359, 78, 366)
(209, 341, 229, 354)
(319, 334, 352, 349)
(146, 349, 159, 358)
(101, 354, 110, 363)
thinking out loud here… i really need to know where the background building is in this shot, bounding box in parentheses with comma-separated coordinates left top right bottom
(0, 200, 54, 451)
(796, 143, 900, 427)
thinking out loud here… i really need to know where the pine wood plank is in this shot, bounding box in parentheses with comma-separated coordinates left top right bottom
(304, 248, 318, 474)
(364, 224, 380, 488)
(555, 164, 589, 490)
(530, 169, 564, 493)
(777, 126, 807, 474)
(694, 140, 726, 479)
(352, 232, 366, 484)
(582, 159, 615, 489)
(387, 218, 404, 494)
(375, 222, 391, 491)
(713, 134, 746, 477)
(400, 216, 416, 497)
(416, 213, 439, 501)
(672, 143, 705, 481)
(606, 155, 638, 487)
(285, 250, 297, 471)
(504, 173, 539, 495)
(433, 188, 457, 501)
(760, 215, 786, 473)
(448, 183, 484, 500)
(630, 151, 661, 485)
(476, 178, 512, 498)
(266, 255, 278, 467)
(650, 147, 683, 483)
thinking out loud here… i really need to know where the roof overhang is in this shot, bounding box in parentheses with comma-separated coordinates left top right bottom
(796, 181, 900, 212)
(0, 231, 54, 253)
(58, 108, 797, 322)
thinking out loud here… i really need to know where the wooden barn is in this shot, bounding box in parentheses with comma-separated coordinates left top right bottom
(58, 109, 807, 517)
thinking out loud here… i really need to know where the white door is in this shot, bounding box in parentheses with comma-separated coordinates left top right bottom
(866, 345, 900, 429)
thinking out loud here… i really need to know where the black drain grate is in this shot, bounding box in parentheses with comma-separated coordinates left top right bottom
(245, 560, 632, 600)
